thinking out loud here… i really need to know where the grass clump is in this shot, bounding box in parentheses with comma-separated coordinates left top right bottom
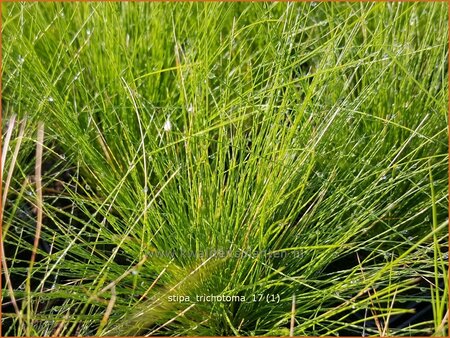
(1, 2, 448, 336)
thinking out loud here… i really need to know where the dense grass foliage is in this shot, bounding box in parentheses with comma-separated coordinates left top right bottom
(2, 2, 448, 336)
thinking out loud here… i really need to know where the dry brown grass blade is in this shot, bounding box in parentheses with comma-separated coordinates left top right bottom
(290, 293, 296, 336)
(2, 118, 26, 206)
(0, 249, 20, 316)
(1, 115, 16, 174)
(51, 310, 71, 337)
(0, 117, 24, 319)
(96, 285, 117, 335)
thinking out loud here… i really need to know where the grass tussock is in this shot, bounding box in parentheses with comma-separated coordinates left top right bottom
(1, 2, 448, 336)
